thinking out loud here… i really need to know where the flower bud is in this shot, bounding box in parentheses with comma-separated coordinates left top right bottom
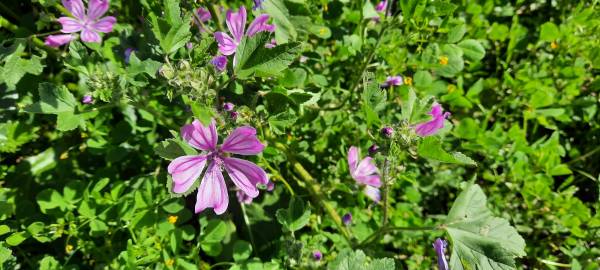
(223, 102, 234, 112)
(342, 213, 352, 225)
(381, 127, 394, 138)
(82, 95, 93, 104)
(312, 250, 322, 261)
(368, 144, 379, 155)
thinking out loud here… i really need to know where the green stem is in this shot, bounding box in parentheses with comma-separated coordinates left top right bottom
(207, 4, 224, 32)
(274, 142, 353, 245)
(381, 157, 390, 226)
(260, 157, 295, 195)
(240, 202, 257, 255)
(0, 15, 57, 57)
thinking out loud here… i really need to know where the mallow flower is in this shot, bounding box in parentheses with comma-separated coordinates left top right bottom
(348, 146, 381, 202)
(168, 119, 268, 215)
(194, 7, 212, 32)
(381, 75, 403, 88)
(57, 0, 116, 43)
(44, 34, 74, 47)
(433, 238, 449, 270)
(415, 103, 450, 137)
(214, 6, 275, 56)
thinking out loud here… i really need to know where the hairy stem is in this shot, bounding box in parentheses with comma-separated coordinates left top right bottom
(275, 142, 353, 246)
(240, 202, 257, 255)
(381, 157, 391, 226)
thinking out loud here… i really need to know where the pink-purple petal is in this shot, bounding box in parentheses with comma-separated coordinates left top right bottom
(195, 162, 229, 215)
(80, 29, 101, 42)
(223, 157, 266, 198)
(355, 174, 382, 188)
(363, 185, 381, 202)
(214, 32, 238, 55)
(87, 0, 110, 21)
(168, 155, 207, 194)
(181, 119, 218, 151)
(57, 17, 83, 33)
(246, 14, 274, 37)
(44, 34, 74, 47)
(347, 146, 359, 173)
(92, 16, 116, 33)
(221, 126, 265, 155)
(414, 104, 449, 137)
(226, 6, 247, 42)
(224, 157, 268, 185)
(62, 0, 86, 20)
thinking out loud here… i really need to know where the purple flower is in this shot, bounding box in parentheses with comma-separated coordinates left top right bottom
(368, 144, 379, 155)
(82, 95, 93, 104)
(433, 238, 449, 270)
(266, 181, 275, 191)
(57, 0, 116, 43)
(312, 250, 322, 261)
(375, 0, 388, 12)
(415, 103, 450, 137)
(168, 119, 268, 215)
(211, 55, 228, 72)
(44, 34, 74, 47)
(124, 48, 135, 64)
(230, 111, 239, 120)
(214, 6, 275, 56)
(196, 7, 212, 22)
(342, 213, 352, 225)
(381, 127, 394, 138)
(381, 75, 403, 88)
(194, 7, 212, 32)
(223, 102, 234, 112)
(253, 0, 264, 10)
(348, 146, 381, 202)
(236, 189, 253, 204)
(265, 38, 277, 49)
(186, 42, 193, 50)
(363, 185, 381, 202)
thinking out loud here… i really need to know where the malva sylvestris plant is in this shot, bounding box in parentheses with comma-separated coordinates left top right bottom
(5, 0, 579, 268)
(167, 119, 269, 214)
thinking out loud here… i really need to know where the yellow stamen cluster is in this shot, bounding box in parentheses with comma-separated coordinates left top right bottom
(65, 244, 74, 253)
(439, 56, 449, 65)
(405, 77, 413, 86)
(550, 41, 558, 49)
(167, 215, 178, 224)
(60, 151, 69, 160)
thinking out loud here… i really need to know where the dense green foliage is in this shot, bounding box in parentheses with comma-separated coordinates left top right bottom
(1, 0, 599, 269)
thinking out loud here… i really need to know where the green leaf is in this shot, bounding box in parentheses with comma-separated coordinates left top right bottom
(149, 3, 191, 55)
(234, 33, 301, 79)
(327, 249, 395, 270)
(458, 39, 486, 61)
(154, 138, 197, 160)
(361, 75, 386, 126)
(362, 1, 379, 19)
(200, 220, 229, 256)
(445, 184, 526, 270)
(276, 197, 310, 232)
(263, 0, 298, 43)
(447, 23, 466, 43)
(436, 44, 464, 78)
(127, 52, 162, 78)
(24, 83, 77, 114)
(6, 231, 28, 246)
(540, 22, 560, 42)
(0, 41, 44, 90)
(0, 121, 38, 153)
(56, 112, 85, 131)
(233, 240, 253, 262)
(418, 137, 476, 166)
(268, 110, 298, 135)
(400, 0, 426, 20)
